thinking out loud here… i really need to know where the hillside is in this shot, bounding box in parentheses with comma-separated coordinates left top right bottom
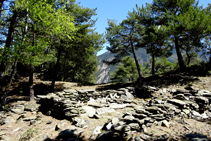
(96, 48, 177, 84)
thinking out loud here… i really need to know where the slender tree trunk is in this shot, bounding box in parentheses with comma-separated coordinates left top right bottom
(72, 69, 75, 82)
(130, 41, 143, 79)
(1, 57, 18, 109)
(174, 35, 186, 71)
(151, 53, 155, 75)
(0, 11, 17, 94)
(51, 48, 62, 90)
(186, 52, 190, 66)
(29, 64, 34, 101)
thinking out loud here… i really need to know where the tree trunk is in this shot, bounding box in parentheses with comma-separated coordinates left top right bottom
(51, 48, 61, 90)
(0, 10, 17, 97)
(174, 35, 186, 71)
(130, 41, 143, 79)
(29, 64, 34, 101)
(151, 53, 155, 75)
(186, 52, 190, 66)
(1, 57, 18, 109)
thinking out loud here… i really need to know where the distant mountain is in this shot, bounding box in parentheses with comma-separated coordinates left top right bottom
(96, 48, 153, 84)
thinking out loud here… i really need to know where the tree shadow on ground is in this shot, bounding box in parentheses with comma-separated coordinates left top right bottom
(1, 81, 65, 108)
(138, 72, 199, 88)
(96, 82, 135, 91)
(42, 129, 211, 141)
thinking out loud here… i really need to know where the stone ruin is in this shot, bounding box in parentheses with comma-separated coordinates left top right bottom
(1, 85, 210, 141)
(35, 85, 211, 140)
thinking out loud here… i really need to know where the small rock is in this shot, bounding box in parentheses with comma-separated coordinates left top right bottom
(55, 120, 69, 130)
(106, 122, 112, 130)
(10, 105, 24, 114)
(90, 126, 103, 140)
(46, 120, 54, 124)
(135, 136, 144, 141)
(129, 123, 140, 130)
(142, 125, 147, 132)
(73, 117, 87, 128)
(139, 134, 154, 140)
(111, 118, 119, 125)
(156, 134, 169, 141)
(161, 120, 169, 128)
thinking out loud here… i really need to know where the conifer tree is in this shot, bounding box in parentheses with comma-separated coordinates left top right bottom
(105, 11, 145, 79)
(151, 0, 211, 71)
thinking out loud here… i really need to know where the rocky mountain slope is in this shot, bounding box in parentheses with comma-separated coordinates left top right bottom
(96, 48, 177, 84)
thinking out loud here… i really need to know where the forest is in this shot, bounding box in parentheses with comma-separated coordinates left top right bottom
(0, 0, 211, 109)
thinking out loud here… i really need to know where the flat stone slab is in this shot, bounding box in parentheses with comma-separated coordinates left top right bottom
(109, 103, 128, 109)
(167, 99, 187, 107)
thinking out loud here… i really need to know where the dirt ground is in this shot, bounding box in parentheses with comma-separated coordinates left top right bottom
(1, 75, 211, 140)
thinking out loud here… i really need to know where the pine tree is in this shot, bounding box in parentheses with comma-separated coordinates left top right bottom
(151, 0, 211, 71)
(105, 11, 145, 79)
(135, 3, 172, 75)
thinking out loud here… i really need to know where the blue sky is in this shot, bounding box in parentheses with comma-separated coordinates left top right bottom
(75, 0, 210, 56)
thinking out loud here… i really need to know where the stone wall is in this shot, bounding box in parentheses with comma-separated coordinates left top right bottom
(37, 86, 211, 122)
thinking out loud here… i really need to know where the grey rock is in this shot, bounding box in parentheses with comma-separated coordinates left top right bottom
(0, 111, 5, 117)
(198, 90, 210, 94)
(176, 89, 188, 93)
(129, 123, 140, 130)
(73, 117, 87, 128)
(64, 89, 77, 93)
(10, 105, 24, 114)
(55, 120, 69, 130)
(109, 103, 128, 109)
(106, 122, 112, 130)
(195, 96, 209, 104)
(96, 107, 115, 115)
(183, 109, 191, 115)
(23, 116, 36, 121)
(173, 94, 189, 101)
(125, 91, 134, 100)
(93, 114, 101, 119)
(142, 125, 147, 132)
(135, 106, 151, 115)
(139, 134, 155, 140)
(133, 113, 147, 119)
(24, 103, 40, 112)
(156, 134, 169, 141)
(77, 89, 95, 94)
(191, 111, 205, 120)
(161, 120, 169, 128)
(146, 106, 166, 114)
(111, 118, 119, 125)
(3, 117, 14, 124)
(167, 99, 187, 107)
(135, 136, 144, 141)
(90, 126, 103, 140)
(123, 115, 135, 122)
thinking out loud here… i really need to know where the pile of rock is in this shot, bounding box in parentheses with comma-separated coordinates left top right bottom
(37, 87, 136, 119)
(92, 87, 211, 140)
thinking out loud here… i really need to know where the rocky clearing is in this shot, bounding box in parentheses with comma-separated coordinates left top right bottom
(0, 75, 211, 141)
